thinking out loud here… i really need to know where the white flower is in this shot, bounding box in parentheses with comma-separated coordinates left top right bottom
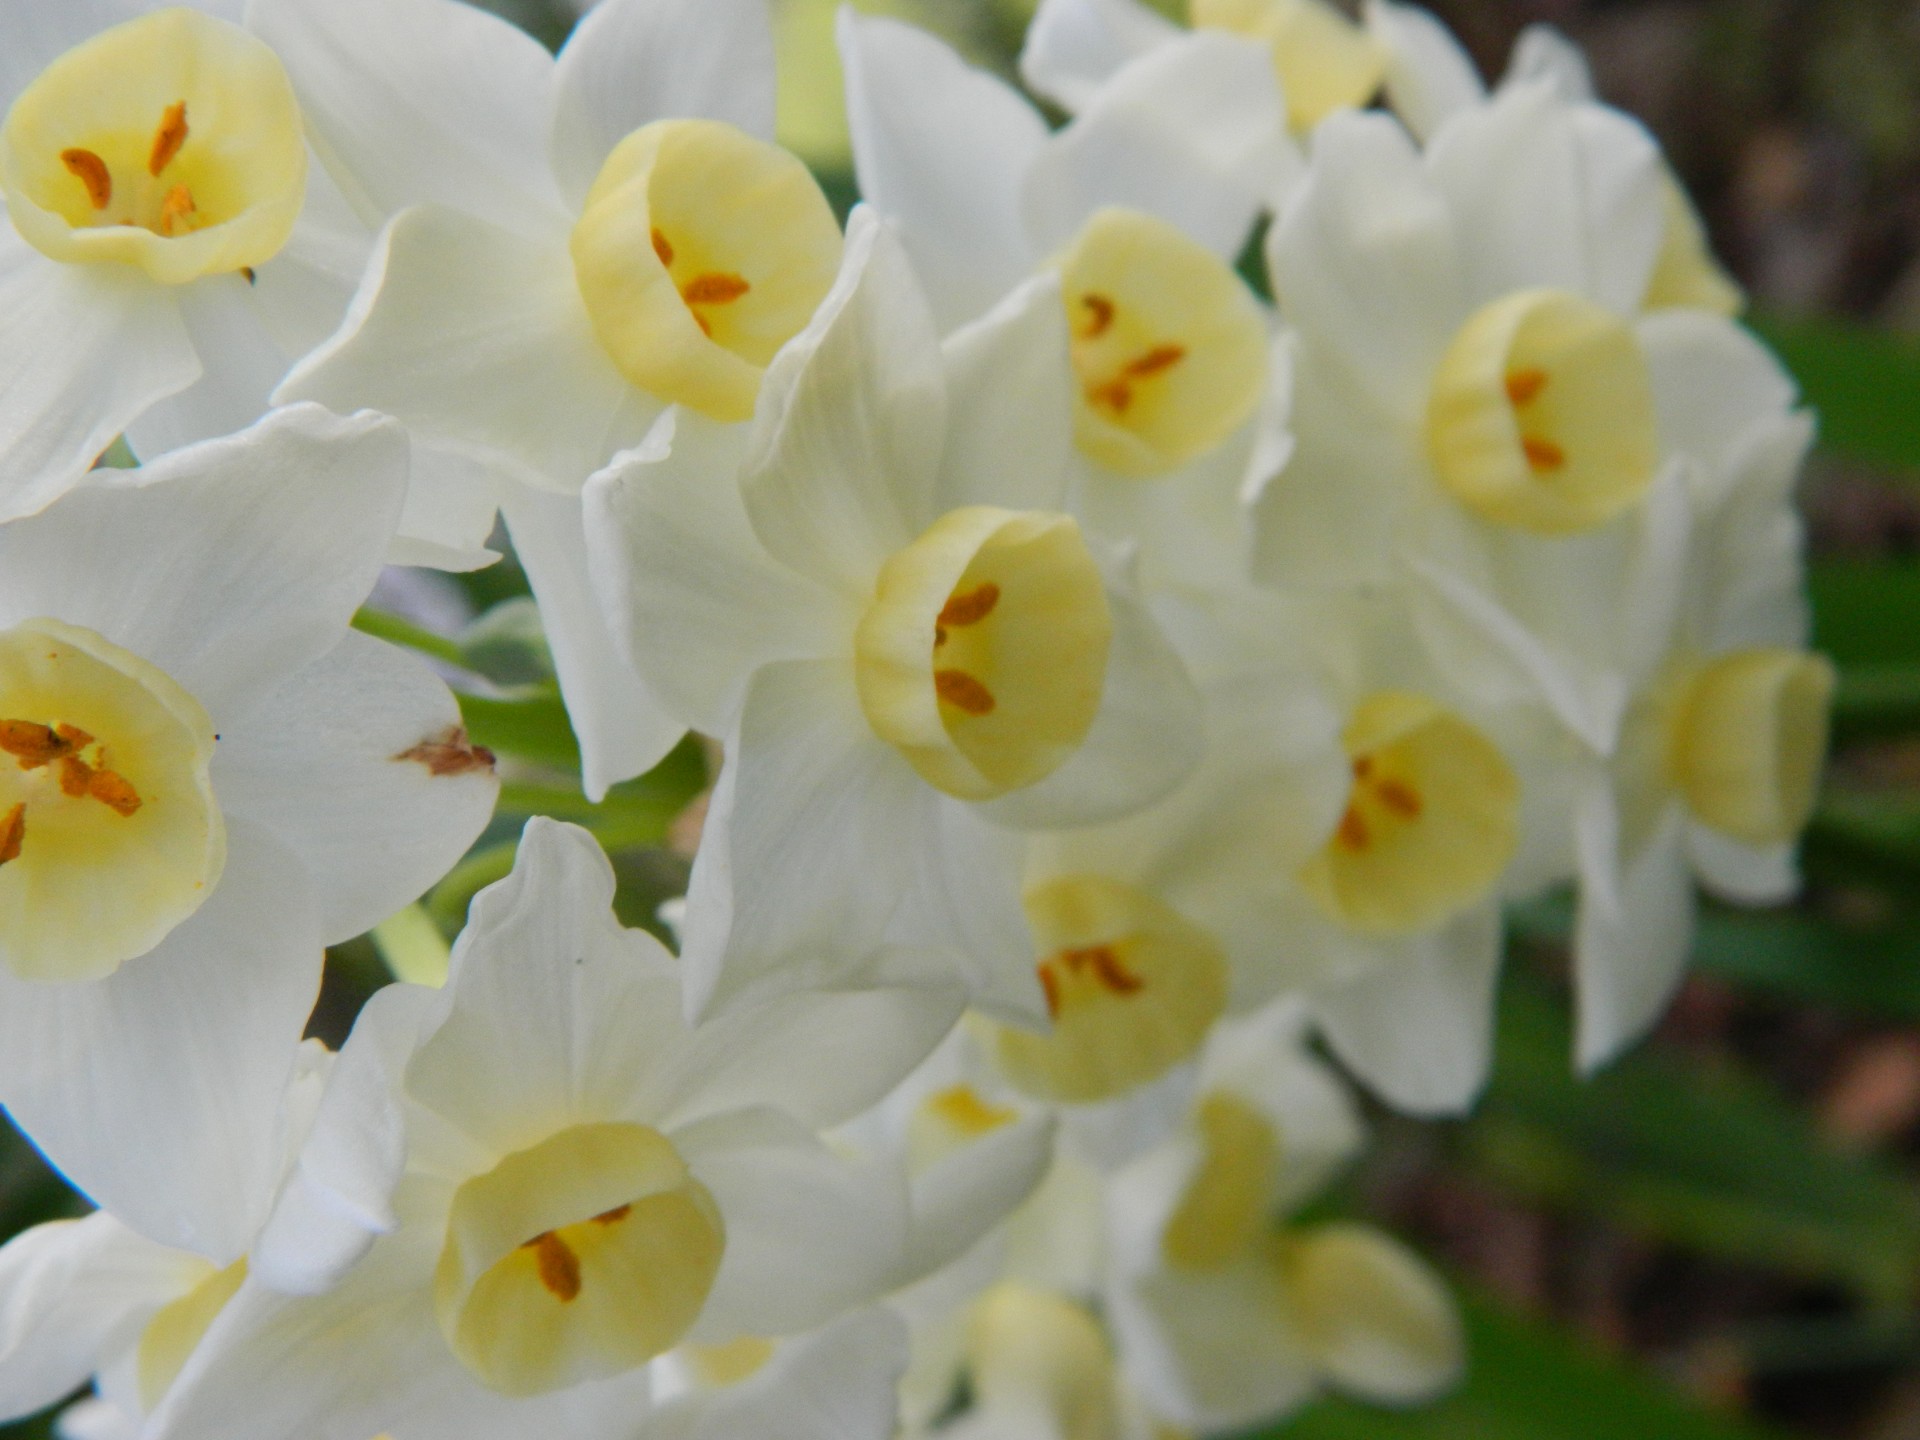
(256, 0, 841, 797)
(585, 211, 1203, 1021)
(146, 818, 968, 1440)
(0, 2, 369, 521)
(0, 404, 496, 1259)
(1103, 1007, 1462, 1429)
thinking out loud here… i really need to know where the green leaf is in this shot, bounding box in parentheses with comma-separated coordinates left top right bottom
(1269, 1292, 1790, 1440)
(1753, 313, 1920, 474)
(1469, 974, 1920, 1307)
(456, 688, 580, 773)
(1810, 562, 1920, 668)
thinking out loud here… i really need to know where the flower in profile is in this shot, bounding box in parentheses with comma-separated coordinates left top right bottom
(0, 404, 496, 1259)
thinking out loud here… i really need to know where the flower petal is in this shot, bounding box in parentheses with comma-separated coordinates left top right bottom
(1364, 0, 1484, 142)
(654, 1310, 907, 1440)
(123, 275, 291, 462)
(898, 1114, 1056, 1283)
(1019, 0, 1183, 113)
(1281, 1222, 1464, 1403)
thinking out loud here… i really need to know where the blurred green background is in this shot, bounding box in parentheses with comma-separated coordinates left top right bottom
(13, 1, 1920, 1437)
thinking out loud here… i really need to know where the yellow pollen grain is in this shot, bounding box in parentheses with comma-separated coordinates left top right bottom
(0, 803, 23, 866)
(1080, 293, 1116, 338)
(58, 755, 93, 798)
(680, 272, 750, 306)
(88, 768, 142, 817)
(149, 101, 188, 177)
(158, 184, 196, 237)
(934, 668, 996, 716)
(1504, 367, 1548, 407)
(937, 582, 1000, 629)
(56, 723, 93, 750)
(524, 1231, 582, 1303)
(650, 227, 674, 267)
(59, 149, 111, 210)
(1521, 435, 1567, 473)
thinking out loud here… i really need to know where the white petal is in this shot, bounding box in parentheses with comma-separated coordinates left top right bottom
(124, 274, 290, 461)
(935, 273, 1076, 515)
(407, 818, 687, 1156)
(741, 209, 947, 596)
(654, 1310, 906, 1440)
(551, 0, 776, 208)
(389, 445, 506, 572)
(1504, 25, 1596, 100)
(278, 205, 659, 494)
(249, 155, 374, 363)
(981, 572, 1204, 830)
(501, 486, 685, 800)
(211, 629, 498, 945)
(678, 1107, 910, 1340)
(0, 1213, 203, 1422)
(0, 230, 196, 523)
(0, 819, 321, 1260)
(1282, 1222, 1464, 1403)
(1688, 828, 1799, 907)
(1573, 785, 1696, 1072)
(1427, 81, 1664, 315)
(650, 985, 965, 1134)
(1019, 0, 1182, 113)
(678, 658, 925, 1017)
(899, 1114, 1056, 1283)
(583, 411, 852, 735)
(1266, 110, 1461, 417)
(1364, 0, 1484, 142)
(1639, 310, 1799, 482)
(247, 0, 566, 229)
(839, 11, 1048, 333)
(1312, 906, 1501, 1117)
(0, 404, 407, 727)
(1024, 32, 1287, 262)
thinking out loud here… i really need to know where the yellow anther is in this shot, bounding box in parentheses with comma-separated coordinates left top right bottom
(59, 149, 110, 209)
(157, 184, 196, 237)
(935, 668, 996, 717)
(937, 582, 1000, 629)
(0, 719, 73, 769)
(1127, 344, 1187, 378)
(0, 805, 22, 867)
(680, 272, 750, 306)
(1079, 293, 1115, 338)
(524, 1232, 582, 1303)
(1521, 435, 1566, 473)
(650, 227, 674, 266)
(88, 767, 142, 817)
(148, 100, 188, 177)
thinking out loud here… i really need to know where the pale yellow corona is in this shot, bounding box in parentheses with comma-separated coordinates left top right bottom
(1161, 1092, 1280, 1271)
(0, 618, 223, 984)
(1643, 175, 1743, 317)
(966, 1285, 1120, 1440)
(136, 1258, 247, 1410)
(993, 877, 1228, 1104)
(1189, 0, 1387, 130)
(1297, 692, 1517, 936)
(435, 1123, 725, 1397)
(1666, 648, 1833, 846)
(909, 1083, 1021, 1172)
(571, 119, 843, 422)
(1058, 209, 1269, 478)
(1427, 289, 1659, 534)
(855, 506, 1112, 800)
(0, 8, 306, 284)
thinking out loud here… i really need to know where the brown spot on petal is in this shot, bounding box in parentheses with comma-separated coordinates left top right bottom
(396, 727, 496, 778)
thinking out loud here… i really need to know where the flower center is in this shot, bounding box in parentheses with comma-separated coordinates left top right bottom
(0, 618, 223, 984)
(993, 877, 1227, 1104)
(136, 1257, 247, 1411)
(0, 8, 307, 285)
(1296, 691, 1517, 936)
(1187, 0, 1387, 131)
(855, 506, 1112, 801)
(570, 118, 843, 423)
(1426, 288, 1660, 535)
(1665, 648, 1833, 845)
(1059, 208, 1269, 478)
(435, 1122, 725, 1398)
(1161, 1092, 1280, 1271)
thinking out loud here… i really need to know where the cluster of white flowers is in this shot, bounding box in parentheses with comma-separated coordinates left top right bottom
(0, 0, 1830, 1437)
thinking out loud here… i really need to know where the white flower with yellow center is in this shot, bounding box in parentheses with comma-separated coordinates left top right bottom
(253, 0, 841, 797)
(1362, 1, 1744, 317)
(1022, 0, 1389, 138)
(145, 818, 972, 1440)
(1103, 1009, 1462, 1430)
(0, 1043, 329, 1436)
(0, 2, 370, 520)
(840, 12, 1291, 587)
(0, 404, 497, 1259)
(585, 211, 1202, 1021)
(1253, 91, 1797, 755)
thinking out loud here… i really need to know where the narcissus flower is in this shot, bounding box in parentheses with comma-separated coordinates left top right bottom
(0, 405, 496, 1259)
(0, 3, 368, 521)
(586, 212, 1202, 1021)
(256, 0, 842, 797)
(146, 819, 979, 1440)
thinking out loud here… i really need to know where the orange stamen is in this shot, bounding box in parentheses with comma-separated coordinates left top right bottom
(1059, 944, 1143, 996)
(0, 804, 23, 866)
(1087, 379, 1133, 415)
(58, 755, 93, 799)
(593, 1204, 632, 1226)
(60, 149, 111, 210)
(680, 273, 750, 306)
(934, 669, 995, 716)
(87, 769, 142, 817)
(1521, 436, 1566, 472)
(1125, 344, 1186, 378)
(1079, 293, 1115, 338)
(651, 227, 674, 267)
(937, 583, 1000, 629)
(525, 1231, 581, 1302)
(1504, 367, 1547, 407)
(0, 721, 72, 769)
(157, 184, 196, 237)
(149, 101, 188, 177)
(1335, 806, 1370, 851)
